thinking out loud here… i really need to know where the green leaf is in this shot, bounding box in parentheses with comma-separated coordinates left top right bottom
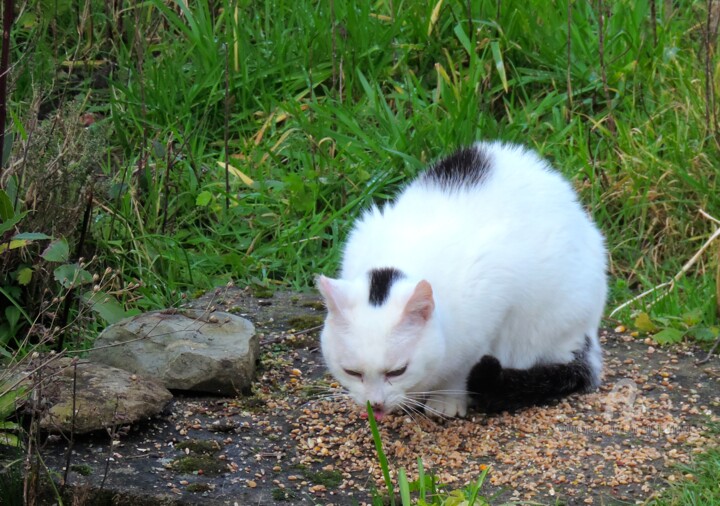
(54, 263, 93, 288)
(0, 432, 23, 448)
(682, 308, 703, 327)
(453, 24, 473, 56)
(41, 238, 70, 263)
(152, 140, 166, 159)
(366, 402, 395, 506)
(634, 312, 658, 333)
(653, 327, 685, 345)
(196, 190, 213, 207)
(13, 232, 51, 241)
(688, 326, 717, 342)
(16, 267, 33, 286)
(0, 384, 27, 420)
(0, 189, 13, 221)
(2, 131, 13, 168)
(0, 239, 28, 254)
(490, 40, 509, 93)
(398, 468, 411, 505)
(0, 212, 25, 235)
(4, 307, 20, 330)
(109, 182, 129, 200)
(82, 290, 130, 324)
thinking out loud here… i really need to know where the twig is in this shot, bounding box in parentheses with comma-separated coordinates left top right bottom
(697, 336, 720, 365)
(99, 398, 121, 491)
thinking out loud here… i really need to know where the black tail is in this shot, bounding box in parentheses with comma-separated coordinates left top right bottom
(467, 339, 594, 414)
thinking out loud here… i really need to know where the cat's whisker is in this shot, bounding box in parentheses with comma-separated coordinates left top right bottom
(399, 395, 450, 421)
(400, 401, 435, 425)
(410, 389, 471, 396)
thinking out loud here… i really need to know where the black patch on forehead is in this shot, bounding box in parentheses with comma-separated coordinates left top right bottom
(368, 268, 405, 307)
(421, 145, 492, 190)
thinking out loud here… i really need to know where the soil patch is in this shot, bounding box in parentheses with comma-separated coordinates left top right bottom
(42, 288, 720, 505)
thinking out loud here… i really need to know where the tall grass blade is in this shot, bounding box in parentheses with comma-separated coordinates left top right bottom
(367, 402, 395, 506)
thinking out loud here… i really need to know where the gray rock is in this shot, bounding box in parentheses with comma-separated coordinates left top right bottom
(89, 309, 258, 396)
(39, 358, 172, 434)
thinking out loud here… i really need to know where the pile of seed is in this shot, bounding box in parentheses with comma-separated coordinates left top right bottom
(271, 331, 719, 503)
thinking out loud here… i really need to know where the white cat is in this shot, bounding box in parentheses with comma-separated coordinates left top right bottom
(317, 141, 607, 419)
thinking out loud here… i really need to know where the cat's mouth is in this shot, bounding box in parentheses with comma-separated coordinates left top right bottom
(359, 407, 386, 421)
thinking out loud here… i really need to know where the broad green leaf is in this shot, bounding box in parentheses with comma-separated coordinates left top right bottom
(0, 239, 28, 254)
(634, 312, 657, 333)
(0, 211, 25, 235)
(196, 190, 213, 207)
(4, 307, 20, 329)
(82, 290, 130, 324)
(41, 238, 70, 263)
(0, 384, 27, 420)
(13, 232, 51, 241)
(16, 267, 33, 286)
(653, 328, 685, 345)
(682, 308, 703, 327)
(0, 432, 23, 448)
(688, 326, 717, 342)
(0, 189, 13, 221)
(53, 263, 93, 288)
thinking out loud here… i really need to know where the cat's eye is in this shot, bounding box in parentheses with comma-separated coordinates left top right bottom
(385, 365, 407, 378)
(343, 369, 363, 379)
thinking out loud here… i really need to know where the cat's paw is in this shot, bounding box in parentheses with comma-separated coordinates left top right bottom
(425, 395, 468, 418)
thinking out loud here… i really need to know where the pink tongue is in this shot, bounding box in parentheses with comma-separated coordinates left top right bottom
(360, 409, 385, 421)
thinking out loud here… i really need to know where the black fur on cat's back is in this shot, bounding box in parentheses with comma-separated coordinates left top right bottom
(420, 145, 492, 190)
(466, 340, 594, 414)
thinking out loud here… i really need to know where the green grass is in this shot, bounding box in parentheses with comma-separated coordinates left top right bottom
(7, 1, 719, 323)
(649, 426, 720, 506)
(366, 403, 492, 505)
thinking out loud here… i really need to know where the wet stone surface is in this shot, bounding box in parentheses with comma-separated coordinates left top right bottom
(43, 287, 720, 505)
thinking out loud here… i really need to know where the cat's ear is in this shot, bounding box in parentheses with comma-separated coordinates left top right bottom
(316, 275, 351, 318)
(401, 280, 435, 324)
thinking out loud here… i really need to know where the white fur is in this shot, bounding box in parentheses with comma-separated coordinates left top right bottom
(318, 141, 607, 417)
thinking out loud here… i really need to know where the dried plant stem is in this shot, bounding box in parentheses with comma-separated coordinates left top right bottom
(0, 0, 14, 176)
(224, 40, 230, 211)
(596, 0, 615, 134)
(610, 210, 720, 318)
(61, 360, 79, 491)
(705, 0, 720, 147)
(566, 0, 573, 119)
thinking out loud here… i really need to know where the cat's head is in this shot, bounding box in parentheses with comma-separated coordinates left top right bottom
(316, 271, 444, 418)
